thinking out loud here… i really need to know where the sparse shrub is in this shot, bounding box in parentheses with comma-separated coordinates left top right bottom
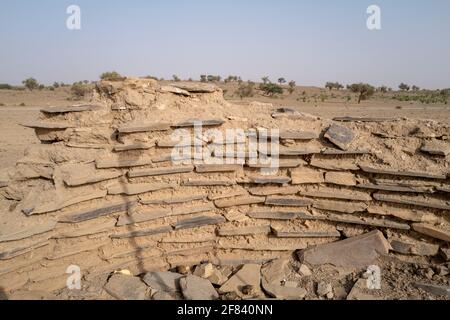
(261, 76, 270, 84)
(288, 81, 296, 94)
(38, 84, 45, 90)
(71, 82, 90, 100)
(100, 71, 122, 81)
(412, 85, 420, 92)
(0, 83, 13, 90)
(347, 83, 375, 103)
(22, 78, 39, 91)
(200, 75, 207, 82)
(19, 102, 26, 106)
(52, 82, 60, 89)
(172, 75, 181, 82)
(320, 93, 327, 102)
(224, 75, 239, 83)
(378, 86, 388, 93)
(206, 75, 221, 82)
(235, 81, 255, 99)
(399, 83, 410, 91)
(278, 77, 286, 84)
(259, 82, 284, 97)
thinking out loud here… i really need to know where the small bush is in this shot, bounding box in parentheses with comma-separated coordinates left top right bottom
(288, 81, 296, 94)
(325, 82, 343, 90)
(172, 75, 181, 82)
(19, 102, 26, 106)
(71, 82, 91, 100)
(100, 71, 122, 81)
(235, 81, 255, 99)
(399, 83, 410, 91)
(22, 78, 39, 91)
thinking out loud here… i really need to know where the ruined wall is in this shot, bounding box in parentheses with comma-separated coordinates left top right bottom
(0, 78, 449, 293)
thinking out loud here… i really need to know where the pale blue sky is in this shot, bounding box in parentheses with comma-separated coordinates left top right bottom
(1, 0, 449, 88)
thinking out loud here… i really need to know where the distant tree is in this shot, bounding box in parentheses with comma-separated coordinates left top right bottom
(188, 78, 193, 82)
(200, 75, 207, 82)
(145, 75, 159, 80)
(378, 86, 388, 93)
(22, 78, 39, 91)
(278, 77, 286, 84)
(52, 82, 60, 89)
(260, 83, 284, 97)
(347, 83, 375, 103)
(288, 80, 296, 94)
(261, 76, 270, 84)
(325, 82, 343, 90)
(172, 74, 180, 82)
(412, 85, 420, 92)
(0, 83, 13, 90)
(100, 71, 122, 81)
(38, 84, 45, 90)
(399, 83, 410, 91)
(235, 81, 255, 99)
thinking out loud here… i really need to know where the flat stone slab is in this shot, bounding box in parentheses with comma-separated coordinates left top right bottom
(298, 230, 391, 268)
(60, 164, 123, 187)
(207, 190, 248, 201)
(143, 271, 183, 293)
(107, 182, 173, 195)
(182, 179, 235, 186)
(21, 121, 73, 129)
(324, 124, 356, 150)
(246, 159, 306, 169)
(172, 203, 216, 216)
(310, 156, 359, 171)
(313, 199, 367, 213)
(141, 194, 207, 205)
(113, 142, 155, 152)
(96, 157, 153, 168)
(390, 239, 439, 256)
(273, 229, 341, 238)
(217, 225, 271, 236)
(0, 219, 57, 242)
(40, 104, 103, 113)
(214, 196, 265, 208)
(367, 204, 437, 223)
(59, 201, 137, 223)
(373, 193, 450, 211)
(320, 149, 370, 155)
(116, 209, 171, 226)
(324, 172, 357, 186)
(172, 82, 218, 93)
(299, 188, 372, 201)
(248, 176, 292, 185)
(412, 223, 450, 242)
(356, 183, 432, 193)
(173, 119, 225, 128)
(218, 264, 261, 296)
(104, 274, 148, 300)
(128, 165, 194, 178)
(180, 275, 219, 300)
(421, 141, 450, 156)
(262, 147, 320, 156)
(111, 225, 173, 239)
(259, 130, 319, 140)
(333, 116, 398, 122)
(117, 122, 171, 133)
(290, 167, 324, 184)
(325, 213, 410, 230)
(160, 85, 191, 96)
(247, 210, 298, 220)
(359, 165, 447, 180)
(414, 282, 450, 297)
(173, 215, 226, 230)
(248, 186, 299, 196)
(195, 164, 242, 173)
(265, 196, 313, 207)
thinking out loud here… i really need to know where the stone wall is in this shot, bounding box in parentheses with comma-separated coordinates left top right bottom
(0, 78, 449, 294)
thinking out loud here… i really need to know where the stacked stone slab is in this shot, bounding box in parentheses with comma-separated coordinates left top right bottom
(0, 78, 449, 294)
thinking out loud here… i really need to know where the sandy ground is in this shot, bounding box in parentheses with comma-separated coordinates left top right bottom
(0, 83, 449, 170)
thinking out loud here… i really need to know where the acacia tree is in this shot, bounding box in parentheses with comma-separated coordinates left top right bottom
(347, 83, 375, 104)
(278, 77, 286, 84)
(399, 83, 410, 91)
(100, 71, 122, 81)
(22, 78, 39, 91)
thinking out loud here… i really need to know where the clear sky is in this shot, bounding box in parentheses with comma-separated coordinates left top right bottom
(1, 0, 449, 89)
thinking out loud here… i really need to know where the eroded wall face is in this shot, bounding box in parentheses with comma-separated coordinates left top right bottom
(0, 78, 449, 293)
